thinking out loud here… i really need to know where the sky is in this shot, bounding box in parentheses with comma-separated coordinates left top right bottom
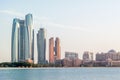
(1, 0, 120, 63)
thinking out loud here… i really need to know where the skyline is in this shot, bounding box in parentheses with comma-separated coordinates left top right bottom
(1, 0, 120, 63)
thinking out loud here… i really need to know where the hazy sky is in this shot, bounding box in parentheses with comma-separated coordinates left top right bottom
(1, 0, 120, 63)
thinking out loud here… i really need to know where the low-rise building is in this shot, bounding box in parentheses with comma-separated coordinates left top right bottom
(96, 49, 120, 61)
(63, 52, 81, 67)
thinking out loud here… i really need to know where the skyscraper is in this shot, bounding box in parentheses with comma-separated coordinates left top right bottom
(37, 28, 46, 64)
(19, 20, 26, 61)
(25, 14, 34, 61)
(11, 14, 34, 63)
(55, 37, 61, 60)
(49, 37, 61, 63)
(49, 37, 54, 63)
(11, 18, 20, 62)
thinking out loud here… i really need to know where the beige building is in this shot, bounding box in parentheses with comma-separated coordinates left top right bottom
(96, 49, 120, 61)
(63, 52, 81, 67)
(83, 51, 93, 61)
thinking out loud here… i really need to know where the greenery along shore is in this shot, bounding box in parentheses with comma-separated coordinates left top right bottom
(0, 62, 63, 67)
(1, 62, 120, 67)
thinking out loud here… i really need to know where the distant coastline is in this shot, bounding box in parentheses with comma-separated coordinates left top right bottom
(0, 62, 120, 68)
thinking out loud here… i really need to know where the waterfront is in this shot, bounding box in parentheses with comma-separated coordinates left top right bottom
(0, 68, 120, 80)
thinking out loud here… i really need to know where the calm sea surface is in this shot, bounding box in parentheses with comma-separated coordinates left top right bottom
(0, 68, 120, 80)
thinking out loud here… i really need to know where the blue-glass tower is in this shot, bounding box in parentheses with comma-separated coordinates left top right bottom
(11, 14, 34, 62)
(11, 18, 20, 62)
(25, 14, 34, 61)
(37, 28, 46, 64)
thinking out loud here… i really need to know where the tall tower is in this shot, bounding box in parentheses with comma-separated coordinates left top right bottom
(37, 28, 46, 64)
(11, 14, 34, 63)
(32, 30, 34, 62)
(49, 37, 61, 63)
(25, 14, 34, 61)
(49, 37, 54, 63)
(18, 20, 26, 61)
(11, 18, 20, 62)
(55, 37, 61, 60)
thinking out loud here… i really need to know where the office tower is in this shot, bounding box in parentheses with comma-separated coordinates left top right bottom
(49, 37, 54, 63)
(11, 18, 20, 62)
(19, 20, 26, 61)
(37, 28, 46, 64)
(55, 37, 61, 60)
(25, 14, 34, 61)
(11, 14, 34, 63)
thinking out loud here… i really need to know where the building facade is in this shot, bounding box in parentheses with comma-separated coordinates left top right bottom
(11, 18, 20, 62)
(49, 37, 61, 63)
(37, 28, 46, 64)
(49, 37, 54, 63)
(63, 52, 81, 67)
(25, 14, 34, 62)
(55, 37, 61, 60)
(96, 49, 120, 61)
(83, 51, 93, 62)
(11, 14, 34, 63)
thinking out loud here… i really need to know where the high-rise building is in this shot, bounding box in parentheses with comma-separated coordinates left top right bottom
(32, 30, 34, 62)
(11, 14, 34, 63)
(55, 37, 61, 60)
(49, 37, 54, 63)
(49, 37, 61, 63)
(37, 28, 46, 64)
(25, 14, 34, 61)
(11, 18, 20, 62)
(18, 20, 26, 61)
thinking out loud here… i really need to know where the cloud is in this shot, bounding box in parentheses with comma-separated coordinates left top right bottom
(0, 10, 24, 17)
(0, 10, 91, 32)
(34, 19, 92, 32)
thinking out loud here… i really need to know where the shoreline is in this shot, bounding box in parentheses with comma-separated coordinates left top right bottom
(0, 67, 120, 70)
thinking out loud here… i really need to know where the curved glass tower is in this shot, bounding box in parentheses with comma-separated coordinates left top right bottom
(11, 13, 34, 63)
(25, 14, 34, 61)
(11, 18, 20, 62)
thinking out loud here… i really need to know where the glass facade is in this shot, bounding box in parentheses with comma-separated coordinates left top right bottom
(37, 28, 46, 64)
(11, 18, 20, 62)
(11, 14, 34, 62)
(25, 14, 34, 61)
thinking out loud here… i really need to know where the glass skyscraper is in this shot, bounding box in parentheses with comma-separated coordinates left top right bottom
(37, 28, 46, 64)
(25, 14, 34, 61)
(11, 14, 34, 62)
(11, 18, 20, 62)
